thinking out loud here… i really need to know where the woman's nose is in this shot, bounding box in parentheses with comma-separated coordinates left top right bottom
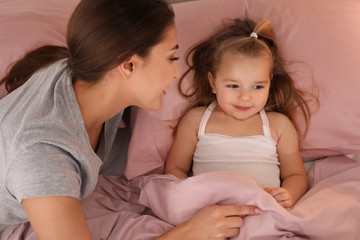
(173, 63, 180, 79)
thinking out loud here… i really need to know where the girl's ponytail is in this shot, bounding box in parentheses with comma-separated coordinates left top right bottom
(252, 19, 312, 139)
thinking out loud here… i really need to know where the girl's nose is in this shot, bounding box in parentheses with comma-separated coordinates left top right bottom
(238, 89, 251, 101)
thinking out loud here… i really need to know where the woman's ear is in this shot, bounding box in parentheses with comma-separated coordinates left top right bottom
(118, 61, 133, 79)
(118, 55, 143, 79)
(208, 72, 216, 94)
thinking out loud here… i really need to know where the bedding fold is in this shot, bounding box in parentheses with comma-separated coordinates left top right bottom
(2, 156, 360, 240)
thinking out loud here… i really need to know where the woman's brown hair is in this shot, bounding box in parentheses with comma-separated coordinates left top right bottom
(179, 18, 313, 138)
(1, 0, 175, 93)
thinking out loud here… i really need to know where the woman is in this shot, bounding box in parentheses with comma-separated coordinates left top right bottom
(0, 0, 259, 239)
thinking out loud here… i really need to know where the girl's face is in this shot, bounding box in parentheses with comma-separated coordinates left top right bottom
(208, 51, 272, 120)
(131, 25, 180, 111)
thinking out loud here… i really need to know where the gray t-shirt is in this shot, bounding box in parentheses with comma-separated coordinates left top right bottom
(0, 59, 122, 232)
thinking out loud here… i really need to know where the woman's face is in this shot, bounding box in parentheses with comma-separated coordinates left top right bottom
(131, 25, 180, 111)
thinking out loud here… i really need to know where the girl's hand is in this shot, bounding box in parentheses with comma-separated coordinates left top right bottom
(156, 205, 261, 240)
(265, 187, 293, 210)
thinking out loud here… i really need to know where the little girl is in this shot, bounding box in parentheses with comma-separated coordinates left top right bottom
(165, 19, 312, 210)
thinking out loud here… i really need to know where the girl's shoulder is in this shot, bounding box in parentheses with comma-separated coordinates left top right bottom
(266, 111, 290, 122)
(266, 111, 296, 132)
(177, 106, 207, 130)
(182, 106, 207, 120)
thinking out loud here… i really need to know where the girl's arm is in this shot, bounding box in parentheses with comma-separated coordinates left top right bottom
(267, 113, 308, 208)
(165, 108, 203, 179)
(22, 196, 92, 240)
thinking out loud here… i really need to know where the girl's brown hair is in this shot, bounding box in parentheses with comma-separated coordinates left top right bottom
(179, 18, 312, 138)
(1, 0, 175, 93)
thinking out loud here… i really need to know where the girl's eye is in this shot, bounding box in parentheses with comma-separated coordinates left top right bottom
(170, 57, 180, 62)
(253, 85, 264, 90)
(227, 84, 239, 88)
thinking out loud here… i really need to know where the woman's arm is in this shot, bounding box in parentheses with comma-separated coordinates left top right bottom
(155, 205, 261, 240)
(22, 196, 92, 240)
(165, 108, 204, 179)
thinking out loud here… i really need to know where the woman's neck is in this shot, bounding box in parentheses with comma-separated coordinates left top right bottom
(73, 78, 119, 150)
(72, 68, 134, 149)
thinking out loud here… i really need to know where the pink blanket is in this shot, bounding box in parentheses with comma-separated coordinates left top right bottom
(139, 156, 360, 239)
(3, 156, 360, 239)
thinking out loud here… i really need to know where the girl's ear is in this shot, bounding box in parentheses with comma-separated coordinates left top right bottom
(208, 72, 216, 94)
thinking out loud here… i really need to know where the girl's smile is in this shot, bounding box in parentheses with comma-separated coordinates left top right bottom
(234, 105, 251, 111)
(208, 51, 272, 121)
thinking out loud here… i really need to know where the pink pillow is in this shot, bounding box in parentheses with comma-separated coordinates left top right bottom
(124, 0, 360, 179)
(0, 0, 80, 98)
(244, 0, 360, 160)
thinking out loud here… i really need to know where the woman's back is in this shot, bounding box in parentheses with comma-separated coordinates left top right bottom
(0, 60, 122, 231)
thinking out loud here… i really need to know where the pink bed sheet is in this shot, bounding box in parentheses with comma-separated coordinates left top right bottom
(2, 155, 360, 239)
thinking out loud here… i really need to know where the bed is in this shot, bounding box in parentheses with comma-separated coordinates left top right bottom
(1, 0, 360, 239)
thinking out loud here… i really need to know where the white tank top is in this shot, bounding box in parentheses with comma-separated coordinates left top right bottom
(192, 101, 280, 187)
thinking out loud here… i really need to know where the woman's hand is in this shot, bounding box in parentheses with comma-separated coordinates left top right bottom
(22, 196, 92, 240)
(155, 204, 261, 240)
(265, 187, 293, 210)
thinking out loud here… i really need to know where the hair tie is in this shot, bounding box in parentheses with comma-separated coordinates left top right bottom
(250, 32, 258, 39)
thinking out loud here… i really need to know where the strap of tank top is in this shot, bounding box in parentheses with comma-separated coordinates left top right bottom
(260, 109, 272, 139)
(198, 101, 217, 137)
